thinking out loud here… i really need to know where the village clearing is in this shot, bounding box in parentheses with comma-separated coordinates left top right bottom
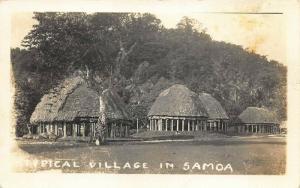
(15, 136, 285, 174)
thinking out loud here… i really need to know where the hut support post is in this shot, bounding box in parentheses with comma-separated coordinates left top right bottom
(125, 125, 128, 137)
(176, 119, 179, 131)
(171, 119, 174, 131)
(165, 119, 168, 131)
(187, 120, 190, 131)
(120, 123, 122, 137)
(73, 124, 76, 138)
(160, 119, 163, 131)
(136, 118, 139, 134)
(63, 123, 67, 137)
(181, 120, 184, 132)
(55, 124, 58, 135)
(83, 124, 86, 138)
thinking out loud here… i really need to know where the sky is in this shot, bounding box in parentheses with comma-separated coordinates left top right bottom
(11, 3, 287, 65)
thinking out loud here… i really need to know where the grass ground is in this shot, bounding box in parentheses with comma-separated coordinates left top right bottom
(14, 136, 286, 174)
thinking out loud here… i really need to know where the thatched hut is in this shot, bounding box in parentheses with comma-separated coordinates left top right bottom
(198, 93, 229, 132)
(30, 76, 131, 139)
(234, 107, 280, 134)
(101, 89, 131, 138)
(148, 84, 208, 131)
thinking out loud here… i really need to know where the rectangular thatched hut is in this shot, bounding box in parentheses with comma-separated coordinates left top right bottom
(233, 107, 280, 134)
(198, 93, 229, 132)
(30, 76, 131, 140)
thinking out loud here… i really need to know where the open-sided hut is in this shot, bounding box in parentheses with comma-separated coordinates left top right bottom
(234, 107, 280, 134)
(198, 93, 229, 132)
(101, 89, 131, 138)
(148, 84, 208, 132)
(30, 77, 131, 139)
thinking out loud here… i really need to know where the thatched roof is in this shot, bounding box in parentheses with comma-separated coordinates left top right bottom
(30, 76, 84, 123)
(101, 89, 130, 121)
(238, 107, 279, 124)
(148, 84, 207, 117)
(55, 83, 100, 121)
(30, 77, 130, 124)
(198, 93, 229, 120)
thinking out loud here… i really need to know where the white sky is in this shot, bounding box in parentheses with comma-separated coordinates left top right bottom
(11, 1, 287, 65)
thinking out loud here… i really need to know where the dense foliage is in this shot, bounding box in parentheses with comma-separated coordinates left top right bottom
(11, 13, 286, 136)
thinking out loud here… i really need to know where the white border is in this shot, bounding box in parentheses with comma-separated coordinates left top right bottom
(0, 0, 299, 188)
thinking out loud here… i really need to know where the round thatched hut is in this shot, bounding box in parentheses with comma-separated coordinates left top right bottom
(148, 84, 208, 131)
(198, 93, 229, 132)
(30, 76, 131, 139)
(234, 107, 280, 134)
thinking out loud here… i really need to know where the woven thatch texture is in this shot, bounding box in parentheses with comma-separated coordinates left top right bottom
(148, 84, 207, 117)
(30, 76, 130, 123)
(238, 107, 279, 124)
(101, 89, 130, 121)
(199, 93, 229, 120)
(55, 84, 99, 121)
(30, 76, 83, 123)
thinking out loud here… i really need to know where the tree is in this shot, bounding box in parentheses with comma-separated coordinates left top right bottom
(22, 12, 163, 144)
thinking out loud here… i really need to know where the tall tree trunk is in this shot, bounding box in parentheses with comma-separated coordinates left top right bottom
(95, 94, 107, 145)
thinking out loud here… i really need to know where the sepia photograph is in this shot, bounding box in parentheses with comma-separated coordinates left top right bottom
(1, 0, 300, 187)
